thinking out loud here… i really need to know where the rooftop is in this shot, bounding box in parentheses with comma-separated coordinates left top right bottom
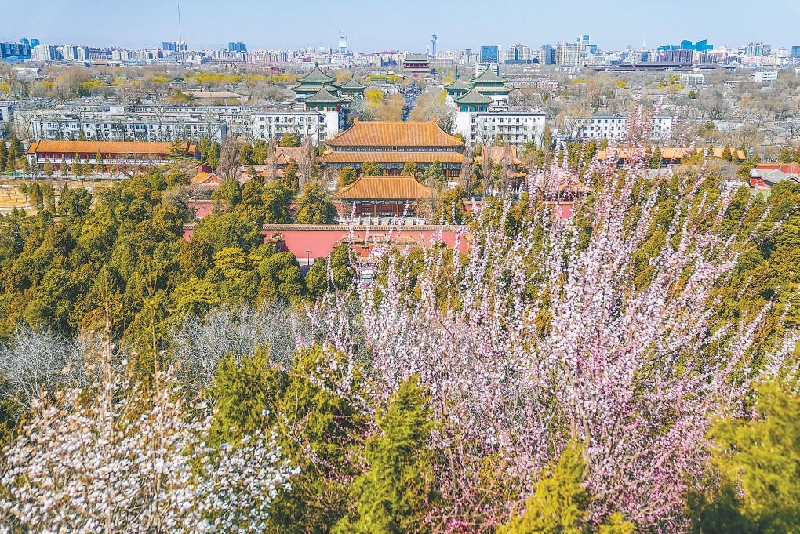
(326, 120, 464, 148)
(445, 78, 473, 91)
(403, 53, 430, 63)
(297, 64, 335, 84)
(338, 77, 367, 90)
(336, 176, 434, 200)
(322, 151, 465, 164)
(26, 140, 192, 155)
(454, 88, 494, 105)
(472, 69, 507, 84)
(304, 87, 346, 105)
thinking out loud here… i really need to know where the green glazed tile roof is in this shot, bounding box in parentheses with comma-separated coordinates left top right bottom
(472, 68, 507, 84)
(454, 88, 494, 105)
(304, 87, 346, 104)
(298, 65, 335, 84)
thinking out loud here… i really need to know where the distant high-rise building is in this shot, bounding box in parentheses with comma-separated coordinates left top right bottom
(480, 45, 499, 64)
(503, 43, 533, 64)
(556, 42, 580, 67)
(30, 38, 39, 48)
(228, 42, 247, 52)
(339, 33, 348, 54)
(539, 44, 555, 65)
(746, 42, 764, 56)
(667, 40, 712, 53)
(161, 41, 187, 52)
(31, 44, 57, 61)
(662, 49, 693, 64)
(792, 46, 800, 58)
(0, 42, 31, 61)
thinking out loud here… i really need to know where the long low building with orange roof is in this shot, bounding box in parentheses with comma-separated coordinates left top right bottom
(322, 119, 466, 178)
(25, 140, 198, 172)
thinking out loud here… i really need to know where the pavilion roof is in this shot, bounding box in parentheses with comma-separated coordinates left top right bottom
(322, 151, 465, 164)
(445, 78, 473, 91)
(336, 176, 434, 200)
(472, 68, 507, 84)
(270, 146, 306, 165)
(454, 89, 493, 105)
(338, 77, 367, 90)
(304, 87, 346, 104)
(474, 146, 523, 166)
(326, 120, 464, 148)
(298, 65, 335, 84)
(293, 82, 334, 93)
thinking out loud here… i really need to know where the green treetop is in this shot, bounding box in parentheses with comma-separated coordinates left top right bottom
(295, 182, 338, 224)
(338, 166, 358, 188)
(333, 375, 438, 534)
(692, 382, 800, 533)
(279, 133, 301, 147)
(499, 443, 635, 534)
(360, 161, 382, 176)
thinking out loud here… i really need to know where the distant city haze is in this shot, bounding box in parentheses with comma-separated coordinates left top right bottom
(4, 0, 800, 51)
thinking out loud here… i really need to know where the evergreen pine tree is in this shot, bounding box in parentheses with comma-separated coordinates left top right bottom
(282, 160, 300, 192)
(0, 141, 7, 173)
(43, 157, 54, 177)
(694, 382, 800, 533)
(333, 375, 438, 534)
(499, 443, 590, 534)
(722, 144, 733, 162)
(499, 443, 636, 534)
(269, 346, 367, 534)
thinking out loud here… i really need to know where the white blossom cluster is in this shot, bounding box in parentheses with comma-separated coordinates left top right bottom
(0, 355, 297, 533)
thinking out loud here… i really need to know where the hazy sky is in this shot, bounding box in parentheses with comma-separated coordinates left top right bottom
(3, 0, 800, 52)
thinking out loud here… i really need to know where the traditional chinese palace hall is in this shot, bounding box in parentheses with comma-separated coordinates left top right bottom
(322, 119, 465, 178)
(335, 175, 434, 217)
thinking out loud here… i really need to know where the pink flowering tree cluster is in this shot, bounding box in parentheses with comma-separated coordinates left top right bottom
(330, 135, 794, 531)
(0, 342, 297, 533)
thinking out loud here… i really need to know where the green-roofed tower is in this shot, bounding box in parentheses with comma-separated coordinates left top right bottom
(293, 63, 337, 99)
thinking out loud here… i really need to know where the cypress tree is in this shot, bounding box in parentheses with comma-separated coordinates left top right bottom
(0, 141, 7, 173)
(333, 375, 438, 534)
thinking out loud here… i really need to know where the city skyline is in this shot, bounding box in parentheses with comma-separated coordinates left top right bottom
(3, 0, 800, 53)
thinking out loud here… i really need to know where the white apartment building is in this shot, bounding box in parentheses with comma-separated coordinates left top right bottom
(556, 42, 580, 67)
(456, 111, 546, 146)
(233, 111, 333, 143)
(14, 105, 339, 145)
(570, 114, 673, 141)
(16, 108, 228, 142)
(751, 70, 778, 82)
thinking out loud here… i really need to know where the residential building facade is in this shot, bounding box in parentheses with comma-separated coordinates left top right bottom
(569, 114, 673, 141)
(457, 111, 546, 146)
(14, 105, 338, 145)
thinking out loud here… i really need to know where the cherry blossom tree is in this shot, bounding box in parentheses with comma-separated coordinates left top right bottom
(340, 116, 794, 531)
(0, 340, 297, 533)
